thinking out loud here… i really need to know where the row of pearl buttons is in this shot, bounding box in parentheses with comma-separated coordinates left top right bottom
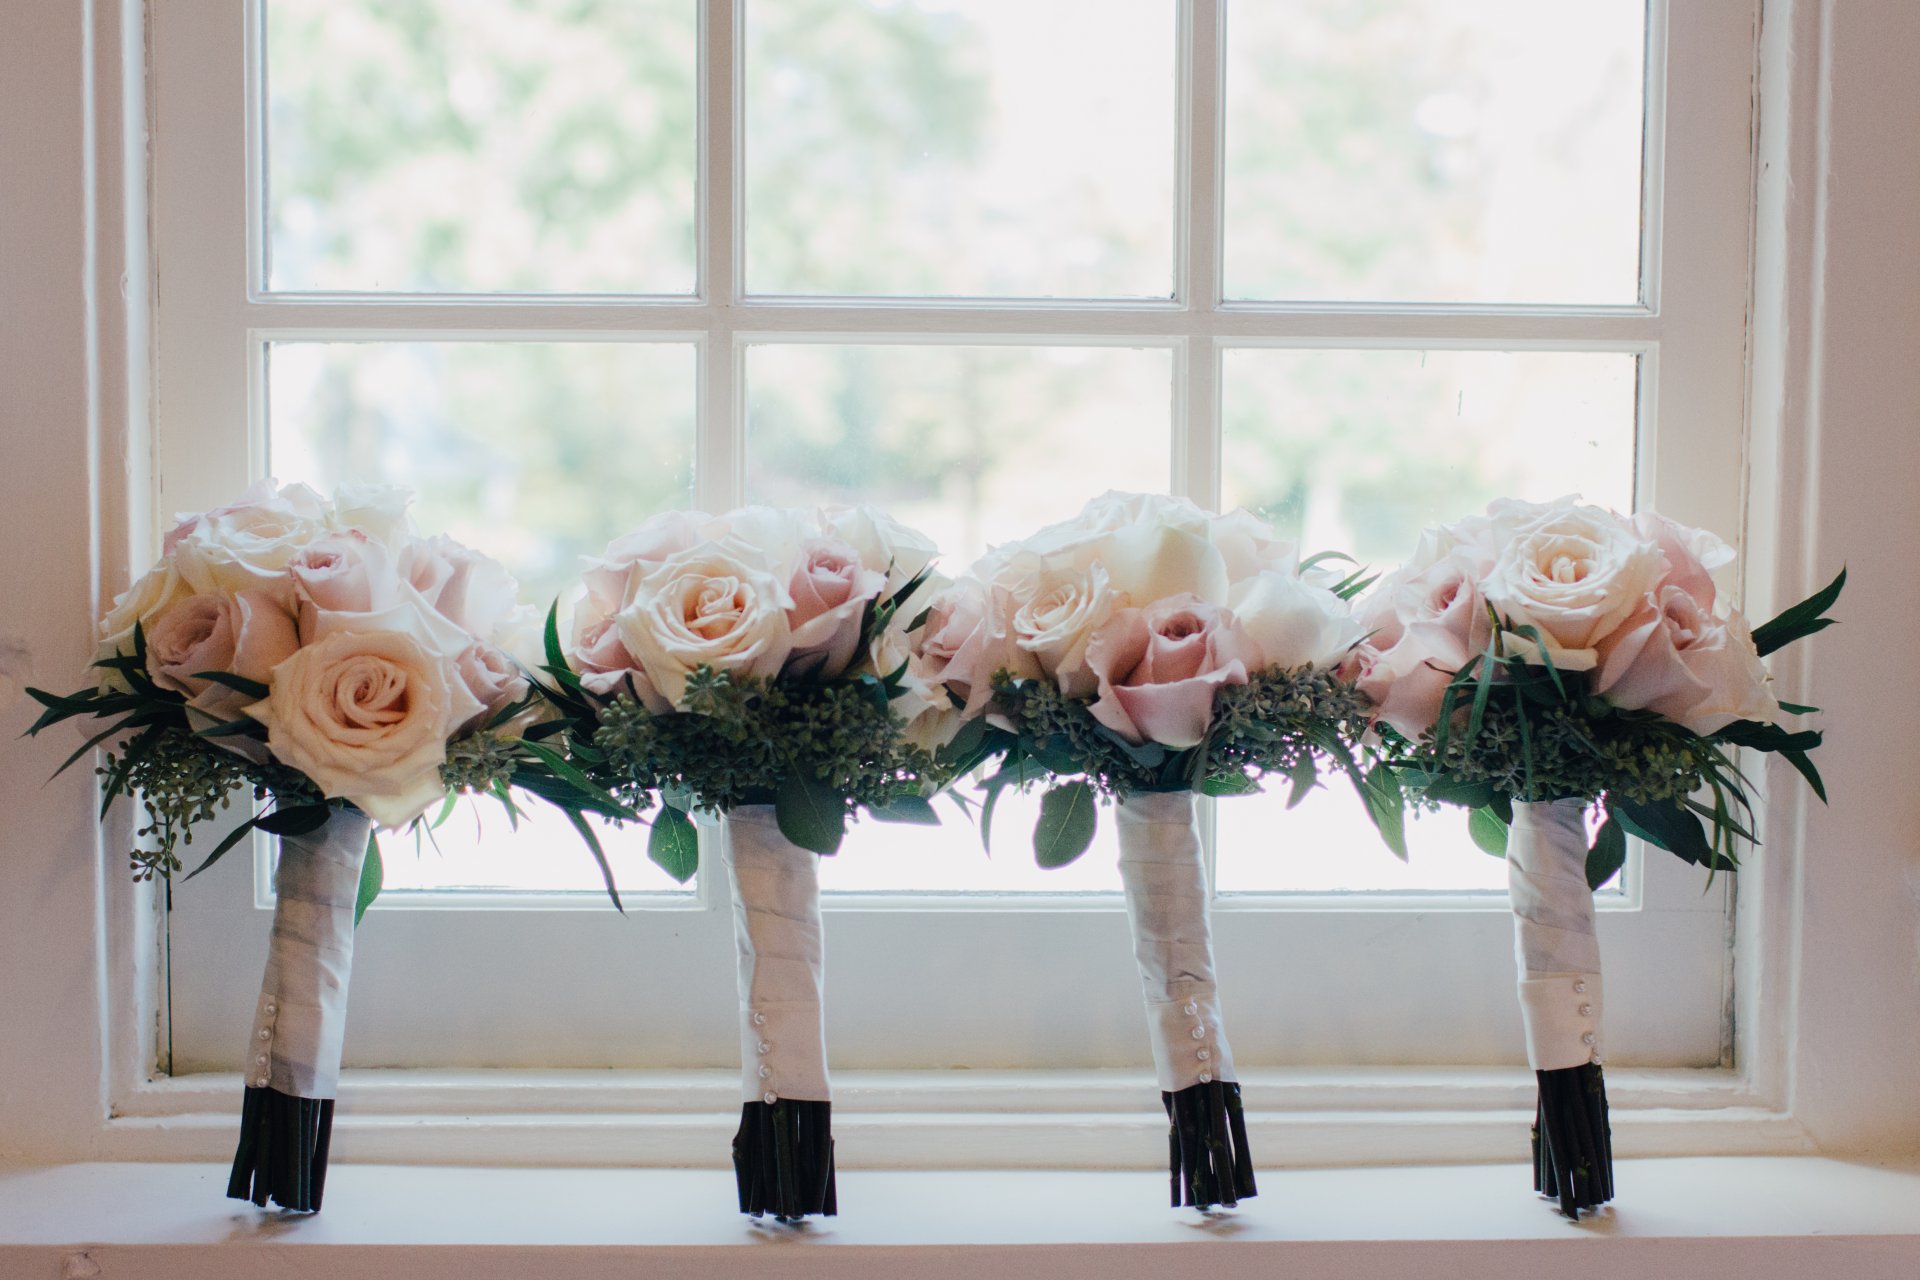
(1184, 998, 1214, 1085)
(252, 999, 277, 1088)
(753, 1009, 776, 1105)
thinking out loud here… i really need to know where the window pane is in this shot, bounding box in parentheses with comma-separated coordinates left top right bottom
(747, 342, 1174, 891)
(267, 340, 698, 895)
(744, 0, 1177, 298)
(1224, 1, 1645, 304)
(1217, 347, 1637, 892)
(265, 0, 698, 294)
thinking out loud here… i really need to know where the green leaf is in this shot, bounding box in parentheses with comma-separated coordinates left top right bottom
(1468, 806, 1510, 857)
(182, 814, 262, 881)
(1199, 771, 1260, 798)
(647, 805, 700, 884)
(354, 834, 383, 927)
(775, 773, 847, 856)
(1751, 567, 1845, 657)
(1033, 781, 1098, 870)
(1781, 747, 1829, 803)
(256, 804, 333, 837)
(868, 794, 941, 825)
(1358, 765, 1408, 861)
(190, 671, 270, 700)
(563, 807, 624, 912)
(1614, 798, 1733, 871)
(1586, 814, 1627, 890)
(1284, 754, 1318, 809)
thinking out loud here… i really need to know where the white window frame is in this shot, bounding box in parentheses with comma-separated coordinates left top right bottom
(89, 0, 1802, 1165)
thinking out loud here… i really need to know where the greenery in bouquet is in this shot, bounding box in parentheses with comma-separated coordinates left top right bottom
(1359, 497, 1842, 888)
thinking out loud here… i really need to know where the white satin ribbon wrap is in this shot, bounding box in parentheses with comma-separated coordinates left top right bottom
(1508, 798, 1605, 1071)
(1116, 791, 1238, 1093)
(722, 807, 831, 1105)
(245, 807, 372, 1100)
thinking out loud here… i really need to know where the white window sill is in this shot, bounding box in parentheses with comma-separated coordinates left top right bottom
(105, 1066, 1808, 1168)
(4, 1159, 1919, 1279)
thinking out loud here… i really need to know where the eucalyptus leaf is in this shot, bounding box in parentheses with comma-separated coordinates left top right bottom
(354, 834, 383, 926)
(648, 805, 700, 883)
(775, 774, 847, 856)
(868, 794, 940, 825)
(1033, 781, 1098, 870)
(1586, 814, 1627, 890)
(1468, 806, 1510, 857)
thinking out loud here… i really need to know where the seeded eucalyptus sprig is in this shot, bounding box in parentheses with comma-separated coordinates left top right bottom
(967, 663, 1398, 871)
(24, 621, 647, 914)
(1386, 568, 1845, 890)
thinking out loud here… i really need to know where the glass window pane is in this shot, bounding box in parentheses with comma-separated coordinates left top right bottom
(1217, 347, 1637, 892)
(265, 0, 698, 294)
(267, 340, 698, 895)
(743, 0, 1177, 298)
(747, 342, 1174, 891)
(1224, 1, 1645, 304)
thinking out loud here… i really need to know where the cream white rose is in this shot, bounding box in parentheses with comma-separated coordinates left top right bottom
(1596, 588, 1778, 735)
(1230, 569, 1363, 671)
(1008, 560, 1121, 698)
(247, 622, 484, 829)
(327, 482, 417, 546)
(169, 480, 331, 605)
(614, 544, 794, 707)
(1481, 503, 1667, 670)
(400, 534, 520, 638)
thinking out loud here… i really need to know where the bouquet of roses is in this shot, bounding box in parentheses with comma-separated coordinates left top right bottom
(924, 491, 1391, 1209)
(1359, 495, 1841, 1217)
(540, 504, 960, 1222)
(25, 480, 636, 1212)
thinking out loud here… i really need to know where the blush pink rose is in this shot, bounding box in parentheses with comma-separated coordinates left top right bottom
(290, 532, 398, 631)
(1086, 596, 1259, 748)
(911, 578, 1018, 715)
(784, 538, 886, 680)
(144, 589, 300, 720)
(454, 642, 531, 733)
(1630, 511, 1735, 611)
(1357, 621, 1477, 741)
(1595, 587, 1777, 734)
(399, 535, 519, 638)
(569, 617, 669, 709)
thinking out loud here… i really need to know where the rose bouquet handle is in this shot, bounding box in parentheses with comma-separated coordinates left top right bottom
(227, 805, 373, 1212)
(1115, 791, 1254, 1208)
(1507, 799, 1611, 1217)
(721, 807, 836, 1221)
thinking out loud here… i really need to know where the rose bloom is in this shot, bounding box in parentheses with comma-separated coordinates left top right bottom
(1008, 560, 1120, 698)
(1595, 586, 1779, 735)
(95, 564, 194, 684)
(1481, 501, 1667, 670)
(398, 534, 520, 639)
(1228, 569, 1362, 671)
(144, 589, 300, 720)
(784, 537, 886, 680)
(1086, 596, 1260, 748)
(909, 577, 1015, 717)
(615, 544, 794, 707)
(454, 641, 531, 734)
(247, 619, 484, 829)
(326, 482, 417, 546)
(168, 480, 331, 606)
(822, 505, 938, 600)
(290, 532, 400, 631)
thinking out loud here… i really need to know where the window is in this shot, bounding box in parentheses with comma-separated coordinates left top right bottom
(147, 0, 1752, 1094)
